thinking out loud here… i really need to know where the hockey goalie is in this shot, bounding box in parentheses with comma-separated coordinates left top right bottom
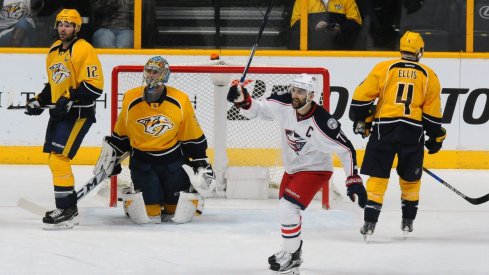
(93, 56, 217, 224)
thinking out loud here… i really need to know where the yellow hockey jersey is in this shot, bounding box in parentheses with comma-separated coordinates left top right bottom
(290, 0, 327, 27)
(113, 85, 208, 162)
(350, 58, 443, 143)
(327, 0, 362, 26)
(38, 38, 103, 119)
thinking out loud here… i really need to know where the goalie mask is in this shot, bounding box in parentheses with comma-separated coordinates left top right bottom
(290, 74, 318, 111)
(54, 9, 82, 32)
(400, 31, 424, 61)
(143, 56, 171, 102)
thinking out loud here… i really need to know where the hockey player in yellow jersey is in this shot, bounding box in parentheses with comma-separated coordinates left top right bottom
(349, 31, 446, 240)
(24, 9, 104, 230)
(93, 56, 216, 224)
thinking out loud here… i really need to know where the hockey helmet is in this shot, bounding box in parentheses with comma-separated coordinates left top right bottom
(54, 9, 82, 32)
(400, 31, 424, 60)
(144, 56, 171, 87)
(290, 74, 317, 99)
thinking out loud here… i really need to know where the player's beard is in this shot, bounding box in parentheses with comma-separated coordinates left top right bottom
(58, 31, 76, 43)
(292, 97, 306, 109)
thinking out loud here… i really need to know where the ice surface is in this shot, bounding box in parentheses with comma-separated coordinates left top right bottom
(1, 165, 488, 275)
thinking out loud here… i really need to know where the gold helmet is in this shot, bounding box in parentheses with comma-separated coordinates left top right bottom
(54, 9, 82, 32)
(400, 31, 424, 60)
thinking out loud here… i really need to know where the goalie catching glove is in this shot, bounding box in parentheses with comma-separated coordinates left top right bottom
(182, 158, 217, 198)
(93, 136, 127, 177)
(227, 85, 251, 109)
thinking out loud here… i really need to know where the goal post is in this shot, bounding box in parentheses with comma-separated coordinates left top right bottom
(110, 64, 331, 208)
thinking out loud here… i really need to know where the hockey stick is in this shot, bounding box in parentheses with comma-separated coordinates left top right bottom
(7, 104, 55, 110)
(423, 167, 489, 205)
(239, 0, 273, 83)
(18, 152, 129, 216)
(7, 104, 88, 110)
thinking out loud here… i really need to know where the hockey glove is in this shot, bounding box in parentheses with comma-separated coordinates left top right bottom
(425, 127, 446, 154)
(182, 158, 217, 197)
(345, 175, 367, 208)
(353, 105, 375, 138)
(94, 136, 126, 177)
(353, 121, 372, 138)
(52, 95, 73, 118)
(227, 85, 251, 109)
(25, 97, 44, 116)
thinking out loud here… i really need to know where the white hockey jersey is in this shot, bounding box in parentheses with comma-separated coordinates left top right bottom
(241, 92, 358, 177)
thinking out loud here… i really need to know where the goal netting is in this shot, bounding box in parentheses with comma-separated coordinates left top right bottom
(109, 63, 333, 208)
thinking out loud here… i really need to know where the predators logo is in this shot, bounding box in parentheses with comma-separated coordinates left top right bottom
(2, 3, 28, 20)
(137, 115, 174, 137)
(49, 63, 71, 84)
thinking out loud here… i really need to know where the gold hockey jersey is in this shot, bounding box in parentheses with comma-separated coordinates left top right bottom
(350, 59, 443, 143)
(327, 0, 362, 26)
(38, 38, 103, 119)
(113, 85, 208, 162)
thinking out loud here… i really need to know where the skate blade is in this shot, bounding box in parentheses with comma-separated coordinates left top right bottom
(42, 220, 74, 230)
(279, 267, 300, 275)
(402, 230, 409, 240)
(363, 233, 372, 243)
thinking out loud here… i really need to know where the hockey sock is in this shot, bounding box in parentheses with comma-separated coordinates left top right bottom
(279, 199, 302, 253)
(401, 199, 419, 220)
(364, 200, 382, 222)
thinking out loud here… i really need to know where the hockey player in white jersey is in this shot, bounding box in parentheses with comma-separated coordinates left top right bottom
(227, 74, 367, 274)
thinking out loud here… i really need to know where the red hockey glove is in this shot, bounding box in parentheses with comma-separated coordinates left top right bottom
(345, 175, 367, 208)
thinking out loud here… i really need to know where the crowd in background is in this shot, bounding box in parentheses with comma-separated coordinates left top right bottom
(0, 0, 479, 51)
(0, 0, 155, 48)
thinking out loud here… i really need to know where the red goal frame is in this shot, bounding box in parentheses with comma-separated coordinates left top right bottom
(111, 65, 331, 208)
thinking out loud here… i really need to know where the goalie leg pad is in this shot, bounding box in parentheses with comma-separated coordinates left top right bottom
(172, 192, 200, 224)
(122, 192, 149, 224)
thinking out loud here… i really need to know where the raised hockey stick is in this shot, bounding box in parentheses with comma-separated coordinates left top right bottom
(17, 152, 129, 216)
(239, 0, 273, 84)
(423, 167, 489, 205)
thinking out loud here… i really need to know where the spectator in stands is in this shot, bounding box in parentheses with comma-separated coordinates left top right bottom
(90, 0, 133, 48)
(316, 0, 363, 50)
(288, 0, 328, 50)
(288, 0, 362, 50)
(0, 0, 43, 46)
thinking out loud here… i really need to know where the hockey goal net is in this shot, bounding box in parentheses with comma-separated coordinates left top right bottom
(110, 64, 331, 208)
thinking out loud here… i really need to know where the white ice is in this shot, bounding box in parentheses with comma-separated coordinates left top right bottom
(1, 165, 489, 275)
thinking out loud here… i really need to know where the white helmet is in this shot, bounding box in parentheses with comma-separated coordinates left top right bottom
(290, 74, 318, 102)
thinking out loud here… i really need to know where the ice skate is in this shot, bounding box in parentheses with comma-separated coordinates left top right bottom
(401, 218, 414, 239)
(45, 209, 79, 225)
(269, 241, 303, 274)
(360, 221, 376, 242)
(42, 206, 78, 230)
